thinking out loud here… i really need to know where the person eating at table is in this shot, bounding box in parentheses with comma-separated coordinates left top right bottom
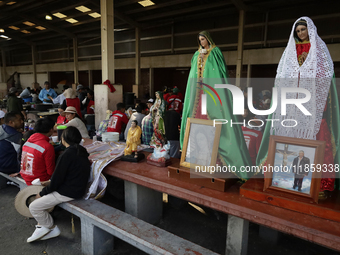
(58, 106, 89, 138)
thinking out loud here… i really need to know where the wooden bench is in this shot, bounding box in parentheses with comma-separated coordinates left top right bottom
(0, 172, 218, 255)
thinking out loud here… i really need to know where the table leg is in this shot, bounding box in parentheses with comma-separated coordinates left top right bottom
(226, 215, 249, 255)
(124, 180, 163, 224)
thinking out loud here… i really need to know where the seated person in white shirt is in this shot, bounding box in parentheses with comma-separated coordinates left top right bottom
(57, 106, 89, 138)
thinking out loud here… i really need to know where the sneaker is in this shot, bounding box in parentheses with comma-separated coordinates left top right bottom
(27, 225, 51, 243)
(40, 226, 61, 240)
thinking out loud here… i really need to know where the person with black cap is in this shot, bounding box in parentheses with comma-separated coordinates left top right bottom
(76, 84, 87, 104)
(38, 81, 57, 104)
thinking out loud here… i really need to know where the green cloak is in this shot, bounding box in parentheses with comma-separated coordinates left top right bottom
(180, 31, 252, 180)
(256, 77, 340, 189)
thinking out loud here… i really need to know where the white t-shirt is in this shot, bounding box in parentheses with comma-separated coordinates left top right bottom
(65, 117, 90, 138)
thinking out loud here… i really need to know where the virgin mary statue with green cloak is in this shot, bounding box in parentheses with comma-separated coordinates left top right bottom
(180, 31, 252, 180)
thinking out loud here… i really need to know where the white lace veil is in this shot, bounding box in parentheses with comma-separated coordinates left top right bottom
(271, 16, 334, 140)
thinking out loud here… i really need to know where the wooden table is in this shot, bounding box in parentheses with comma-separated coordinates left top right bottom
(103, 154, 340, 255)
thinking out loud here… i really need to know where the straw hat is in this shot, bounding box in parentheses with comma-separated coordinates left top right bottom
(61, 106, 77, 116)
(14, 185, 54, 218)
(63, 88, 77, 99)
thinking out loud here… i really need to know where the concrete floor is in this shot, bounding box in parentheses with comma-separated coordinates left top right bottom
(0, 179, 339, 255)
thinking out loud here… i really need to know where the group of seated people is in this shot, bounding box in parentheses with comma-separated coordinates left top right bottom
(0, 82, 273, 243)
(0, 111, 91, 242)
(7, 81, 95, 138)
(103, 98, 181, 159)
(0, 84, 184, 242)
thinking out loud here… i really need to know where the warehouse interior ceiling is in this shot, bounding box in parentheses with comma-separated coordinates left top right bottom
(0, 0, 339, 65)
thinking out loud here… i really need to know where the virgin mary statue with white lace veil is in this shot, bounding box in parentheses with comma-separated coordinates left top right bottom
(256, 17, 340, 196)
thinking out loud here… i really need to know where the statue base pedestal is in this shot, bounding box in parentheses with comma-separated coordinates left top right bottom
(121, 153, 145, 163)
(146, 154, 172, 167)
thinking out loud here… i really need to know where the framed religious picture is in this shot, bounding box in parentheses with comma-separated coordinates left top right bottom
(180, 118, 222, 169)
(264, 135, 326, 203)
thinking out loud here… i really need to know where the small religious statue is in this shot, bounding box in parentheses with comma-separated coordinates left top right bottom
(147, 91, 171, 167)
(121, 120, 145, 162)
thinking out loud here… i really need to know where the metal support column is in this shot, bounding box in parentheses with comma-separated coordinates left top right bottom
(236, 10, 245, 87)
(101, 0, 115, 83)
(149, 67, 154, 98)
(135, 27, 141, 97)
(73, 37, 79, 84)
(31, 45, 37, 84)
(1, 49, 7, 83)
(246, 63, 251, 88)
(263, 12, 269, 48)
(88, 70, 93, 90)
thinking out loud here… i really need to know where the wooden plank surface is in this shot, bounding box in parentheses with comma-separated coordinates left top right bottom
(240, 177, 340, 222)
(103, 154, 340, 252)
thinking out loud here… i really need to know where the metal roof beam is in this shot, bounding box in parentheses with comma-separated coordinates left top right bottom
(0, 31, 35, 46)
(125, 0, 195, 15)
(18, 13, 76, 39)
(114, 10, 141, 28)
(137, 1, 232, 22)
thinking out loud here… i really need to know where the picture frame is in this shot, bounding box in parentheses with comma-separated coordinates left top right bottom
(264, 135, 326, 203)
(180, 118, 222, 169)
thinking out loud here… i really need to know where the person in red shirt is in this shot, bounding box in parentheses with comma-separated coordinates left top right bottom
(241, 109, 263, 166)
(20, 117, 55, 185)
(163, 87, 171, 102)
(107, 103, 129, 140)
(167, 88, 183, 114)
(173, 86, 183, 101)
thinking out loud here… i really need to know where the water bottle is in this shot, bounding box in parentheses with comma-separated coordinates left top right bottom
(92, 135, 97, 143)
(24, 122, 29, 132)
